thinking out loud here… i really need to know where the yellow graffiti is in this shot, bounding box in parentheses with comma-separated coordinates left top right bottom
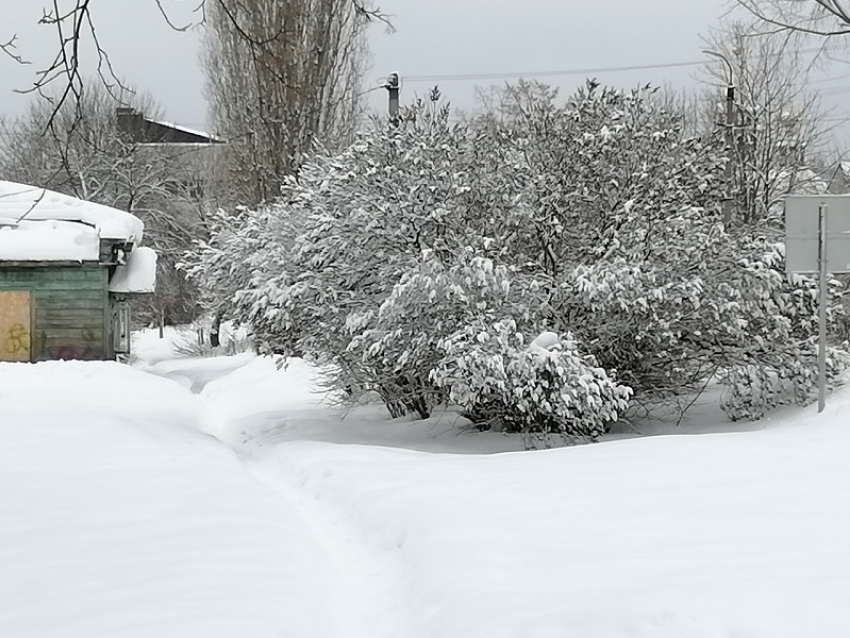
(3, 323, 30, 355)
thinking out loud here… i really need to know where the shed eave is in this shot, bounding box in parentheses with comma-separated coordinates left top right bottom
(0, 259, 100, 268)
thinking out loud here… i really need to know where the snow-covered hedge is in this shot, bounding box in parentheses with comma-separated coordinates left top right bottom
(187, 82, 848, 430)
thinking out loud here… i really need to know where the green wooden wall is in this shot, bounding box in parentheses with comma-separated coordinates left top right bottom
(0, 265, 110, 361)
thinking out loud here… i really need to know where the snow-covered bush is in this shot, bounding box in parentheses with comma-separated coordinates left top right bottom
(713, 246, 849, 419)
(170, 319, 256, 358)
(347, 251, 545, 418)
(474, 81, 728, 272)
(220, 103, 487, 411)
(719, 347, 849, 421)
(187, 81, 848, 428)
(431, 321, 632, 445)
(545, 237, 847, 419)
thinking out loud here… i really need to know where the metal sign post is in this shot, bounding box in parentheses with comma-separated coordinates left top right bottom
(817, 203, 827, 413)
(785, 195, 850, 414)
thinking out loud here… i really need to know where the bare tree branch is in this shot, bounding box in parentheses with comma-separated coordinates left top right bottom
(1, 1, 390, 138)
(738, 0, 850, 36)
(0, 35, 30, 64)
(698, 19, 834, 225)
(153, 0, 192, 31)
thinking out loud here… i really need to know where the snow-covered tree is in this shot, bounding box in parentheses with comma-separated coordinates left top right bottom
(203, 0, 373, 206)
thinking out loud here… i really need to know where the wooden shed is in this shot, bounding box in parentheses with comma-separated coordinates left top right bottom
(0, 182, 156, 362)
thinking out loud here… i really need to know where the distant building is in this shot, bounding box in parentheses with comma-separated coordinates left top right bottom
(115, 107, 224, 204)
(115, 107, 224, 146)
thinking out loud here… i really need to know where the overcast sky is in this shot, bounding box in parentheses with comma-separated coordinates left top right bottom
(1, 0, 847, 138)
(367, 0, 733, 112)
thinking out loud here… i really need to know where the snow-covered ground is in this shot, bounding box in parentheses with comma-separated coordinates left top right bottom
(2, 330, 850, 637)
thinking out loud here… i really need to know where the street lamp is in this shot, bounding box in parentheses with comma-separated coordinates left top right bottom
(703, 49, 736, 226)
(384, 72, 400, 126)
(703, 49, 734, 90)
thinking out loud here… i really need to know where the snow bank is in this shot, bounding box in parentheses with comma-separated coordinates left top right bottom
(203, 353, 850, 638)
(131, 326, 191, 364)
(5, 347, 850, 637)
(109, 247, 157, 293)
(0, 219, 100, 261)
(0, 361, 337, 638)
(256, 400, 850, 638)
(198, 356, 523, 454)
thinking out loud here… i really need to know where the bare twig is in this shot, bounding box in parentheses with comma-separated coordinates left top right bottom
(0, 35, 30, 65)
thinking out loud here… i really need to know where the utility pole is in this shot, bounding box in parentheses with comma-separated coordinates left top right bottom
(385, 72, 400, 126)
(723, 82, 736, 226)
(704, 50, 736, 227)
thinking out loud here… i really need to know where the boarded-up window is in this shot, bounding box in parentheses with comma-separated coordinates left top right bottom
(0, 290, 32, 362)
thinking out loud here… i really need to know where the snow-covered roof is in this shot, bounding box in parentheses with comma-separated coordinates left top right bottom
(145, 118, 225, 144)
(0, 181, 144, 242)
(109, 247, 157, 293)
(0, 219, 101, 262)
(0, 181, 144, 262)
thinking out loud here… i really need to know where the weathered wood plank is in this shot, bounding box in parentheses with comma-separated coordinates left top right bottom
(36, 306, 105, 319)
(54, 268, 105, 282)
(33, 327, 104, 360)
(32, 345, 104, 361)
(37, 286, 103, 296)
(24, 281, 101, 292)
(36, 290, 104, 303)
(36, 315, 105, 330)
(0, 270, 37, 283)
(36, 327, 103, 339)
(0, 266, 104, 284)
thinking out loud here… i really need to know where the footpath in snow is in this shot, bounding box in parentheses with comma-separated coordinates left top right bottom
(1, 331, 850, 637)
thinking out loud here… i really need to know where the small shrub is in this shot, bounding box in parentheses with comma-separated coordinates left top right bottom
(720, 346, 850, 420)
(431, 320, 633, 446)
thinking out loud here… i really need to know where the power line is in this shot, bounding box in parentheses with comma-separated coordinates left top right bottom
(403, 45, 847, 84)
(809, 71, 850, 85)
(405, 60, 705, 83)
(818, 85, 850, 96)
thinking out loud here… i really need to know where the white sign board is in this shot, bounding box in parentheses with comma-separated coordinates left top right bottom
(785, 195, 850, 274)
